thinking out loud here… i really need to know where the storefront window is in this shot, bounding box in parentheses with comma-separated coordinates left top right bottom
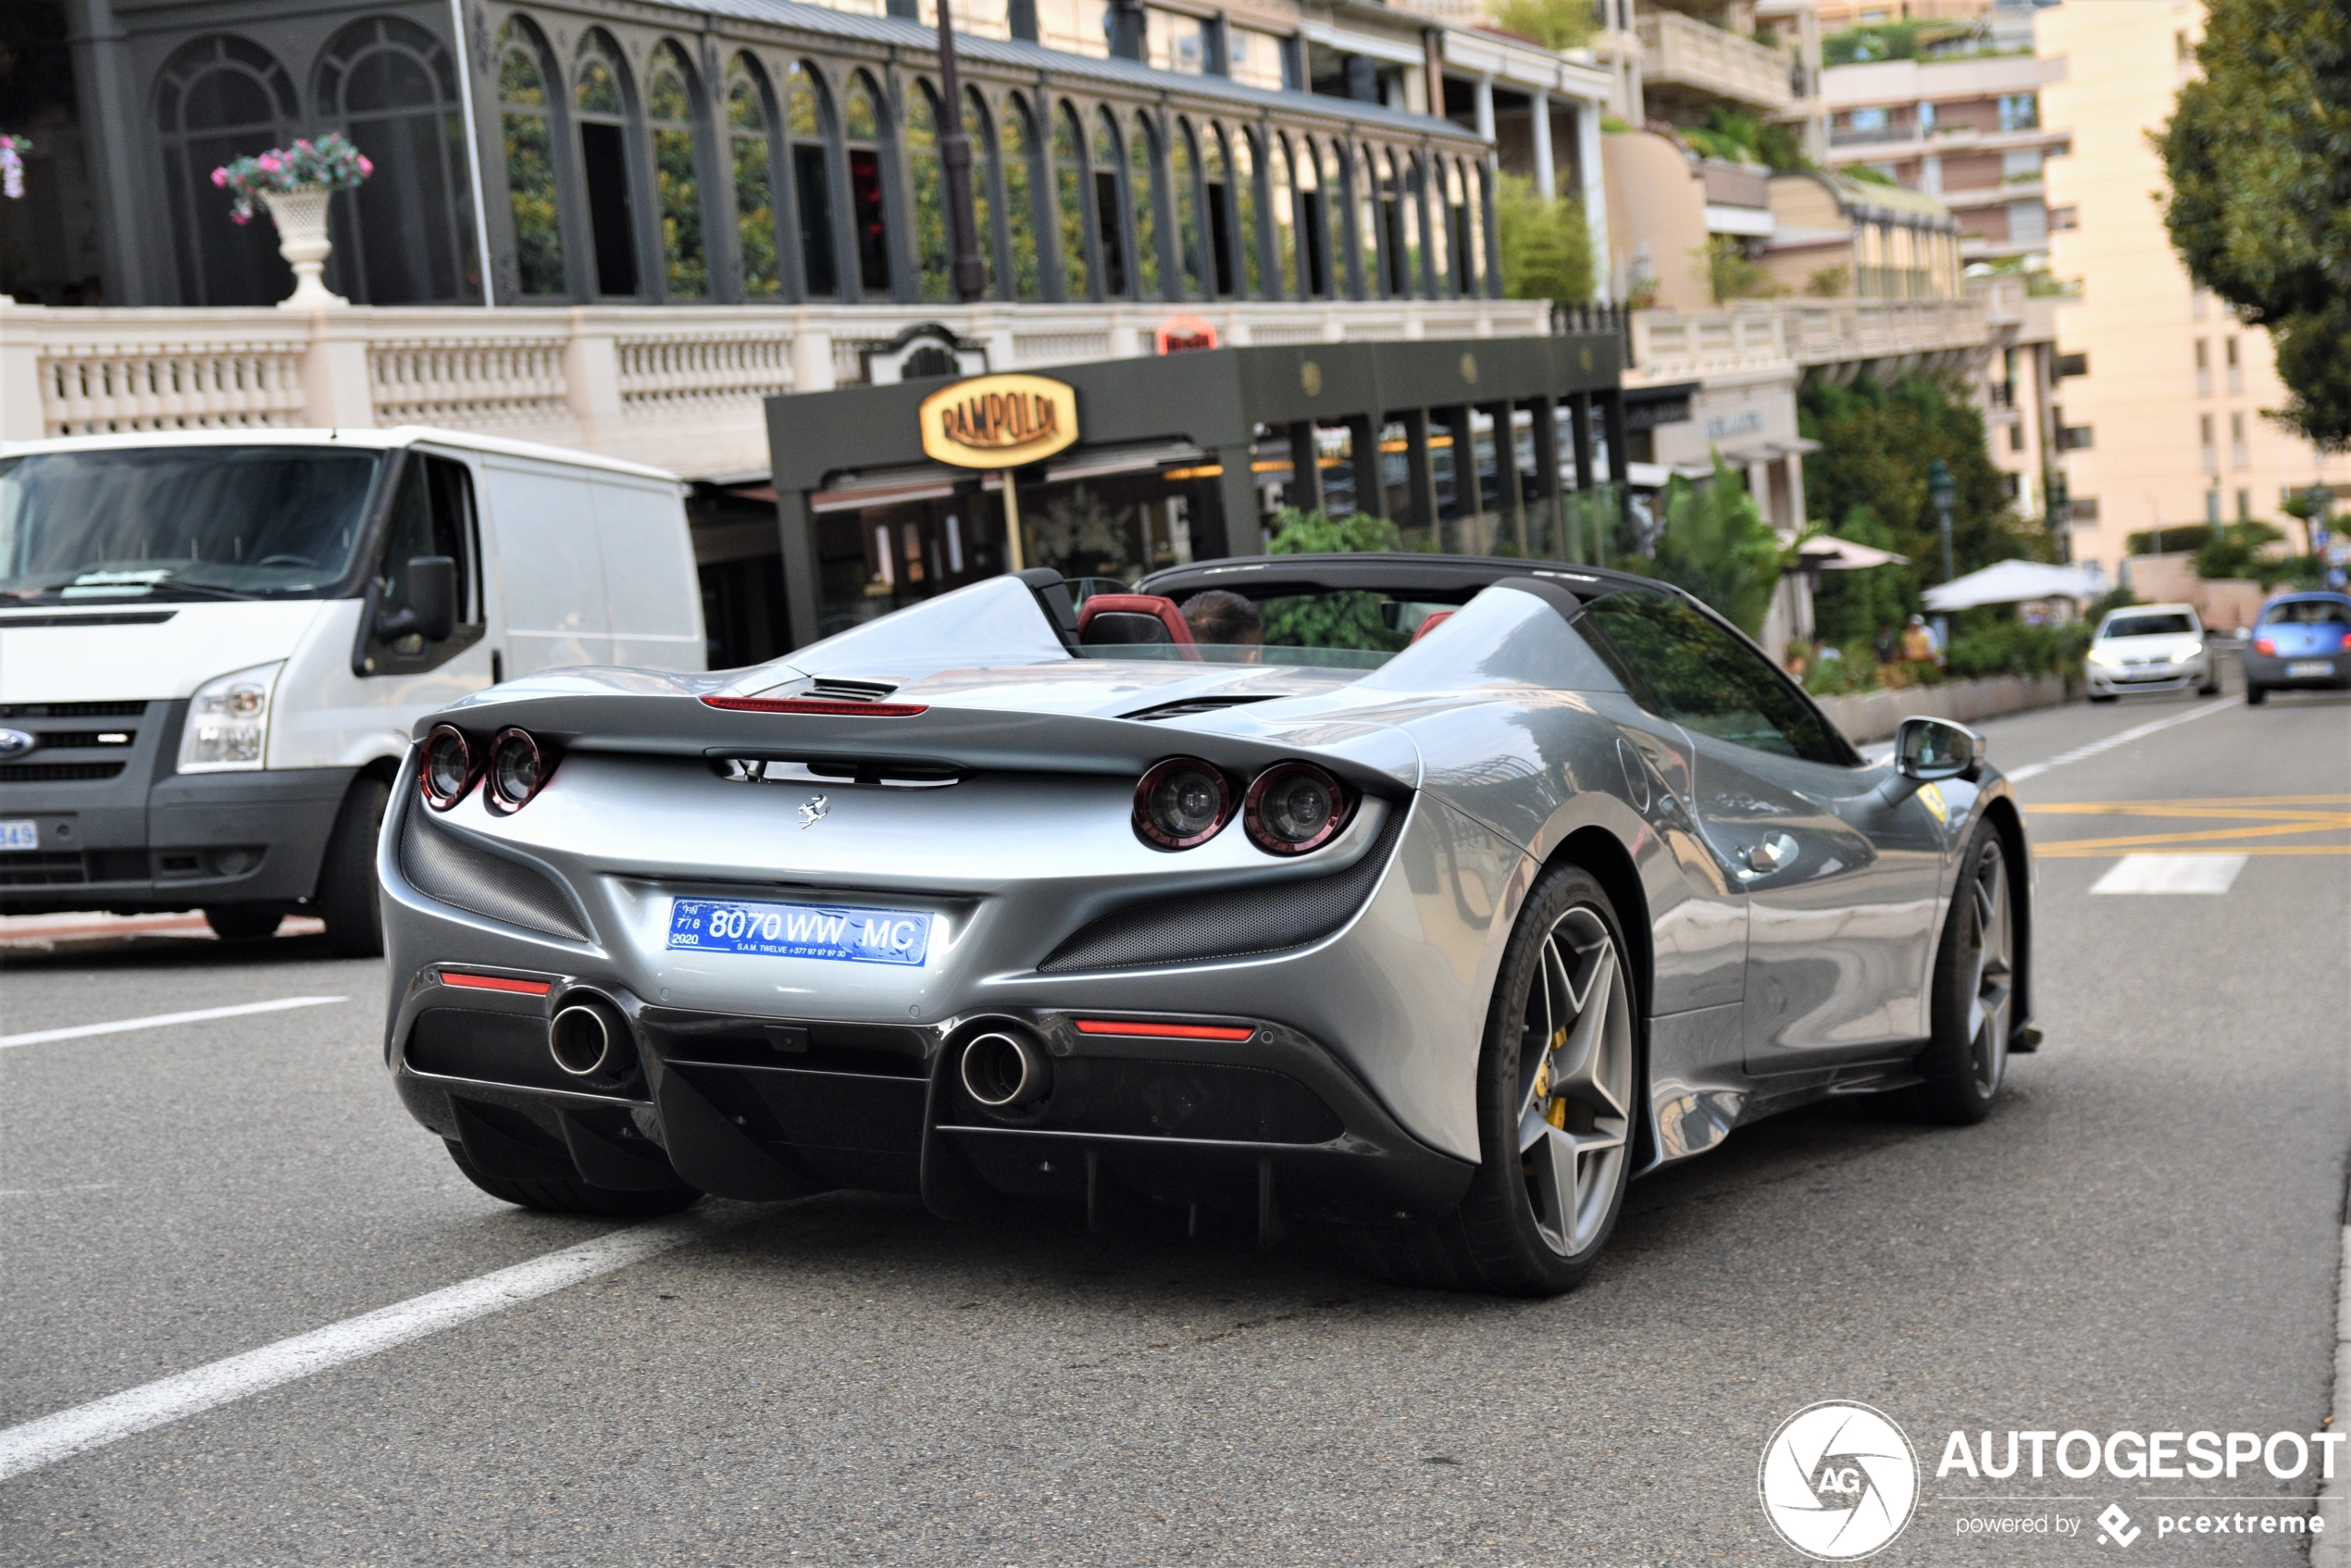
(1002, 93, 1044, 300)
(1054, 102, 1090, 299)
(727, 56, 780, 298)
(787, 64, 837, 298)
(497, 21, 566, 297)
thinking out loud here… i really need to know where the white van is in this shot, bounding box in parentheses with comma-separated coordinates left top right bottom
(0, 428, 704, 953)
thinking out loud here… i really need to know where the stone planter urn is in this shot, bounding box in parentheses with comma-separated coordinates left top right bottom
(261, 185, 347, 310)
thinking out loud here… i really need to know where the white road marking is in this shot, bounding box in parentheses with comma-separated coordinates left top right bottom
(2089, 853, 2249, 894)
(2006, 697, 2239, 783)
(0, 1213, 728, 1483)
(0, 995, 349, 1051)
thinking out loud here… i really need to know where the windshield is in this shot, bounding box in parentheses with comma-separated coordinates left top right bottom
(2259, 598, 2351, 627)
(1073, 589, 1462, 669)
(0, 446, 385, 603)
(2100, 612, 2196, 639)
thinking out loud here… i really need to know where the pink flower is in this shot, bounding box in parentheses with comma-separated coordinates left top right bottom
(211, 167, 228, 186)
(356, 156, 373, 176)
(230, 212, 250, 226)
(258, 154, 280, 172)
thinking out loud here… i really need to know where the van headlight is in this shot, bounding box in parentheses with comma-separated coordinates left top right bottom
(179, 662, 283, 773)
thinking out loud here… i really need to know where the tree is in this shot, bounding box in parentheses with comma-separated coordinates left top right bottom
(1809, 504, 1917, 648)
(1799, 372, 2036, 589)
(2158, 0, 2351, 450)
(1695, 235, 1785, 304)
(1491, 0, 1596, 51)
(1495, 175, 1594, 304)
(1263, 508, 1407, 649)
(1629, 462, 1785, 638)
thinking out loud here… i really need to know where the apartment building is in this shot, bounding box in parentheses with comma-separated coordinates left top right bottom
(1821, 53, 2063, 260)
(2039, 0, 2351, 574)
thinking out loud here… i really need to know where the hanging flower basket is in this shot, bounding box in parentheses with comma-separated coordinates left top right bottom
(211, 135, 373, 311)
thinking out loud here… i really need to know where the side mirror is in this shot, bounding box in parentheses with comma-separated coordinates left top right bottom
(1895, 716, 1980, 782)
(2234, 626, 2253, 641)
(374, 556, 458, 644)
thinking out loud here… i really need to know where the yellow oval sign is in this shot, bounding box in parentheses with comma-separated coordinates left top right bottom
(917, 373, 1081, 469)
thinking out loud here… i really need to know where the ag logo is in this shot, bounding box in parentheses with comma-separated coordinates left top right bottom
(796, 794, 828, 829)
(1759, 1401, 1918, 1561)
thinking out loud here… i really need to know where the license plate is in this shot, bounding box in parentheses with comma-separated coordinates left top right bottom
(665, 897, 931, 965)
(2286, 660, 2335, 678)
(0, 820, 37, 851)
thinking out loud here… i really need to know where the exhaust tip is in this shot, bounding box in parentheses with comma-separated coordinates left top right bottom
(960, 1029, 1052, 1109)
(550, 998, 636, 1080)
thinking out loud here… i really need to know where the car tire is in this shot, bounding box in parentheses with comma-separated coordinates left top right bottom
(1345, 864, 1638, 1297)
(2245, 684, 2268, 705)
(204, 907, 282, 941)
(443, 1139, 703, 1217)
(1911, 820, 2016, 1126)
(2087, 692, 2118, 703)
(316, 776, 389, 959)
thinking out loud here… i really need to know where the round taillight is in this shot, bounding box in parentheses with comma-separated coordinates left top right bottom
(420, 725, 472, 811)
(486, 728, 549, 810)
(1135, 757, 1230, 850)
(1244, 763, 1349, 855)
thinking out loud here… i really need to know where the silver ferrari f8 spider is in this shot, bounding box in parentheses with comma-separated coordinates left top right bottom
(380, 555, 2034, 1295)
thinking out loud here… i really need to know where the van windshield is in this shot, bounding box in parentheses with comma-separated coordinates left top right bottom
(0, 446, 385, 604)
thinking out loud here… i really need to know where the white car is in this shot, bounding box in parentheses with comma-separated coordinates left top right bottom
(2084, 603, 2220, 702)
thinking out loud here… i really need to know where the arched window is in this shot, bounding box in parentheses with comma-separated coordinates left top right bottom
(315, 17, 477, 305)
(843, 71, 890, 295)
(1354, 145, 1382, 298)
(906, 82, 950, 301)
(1229, 127, 1261, 298)
(645, 43, 706, 297)
(1422, 155, 1449, 296)
(1457, 158, 1486, 296)
(1091, 106, 1128, 298)
(726, 56, 780, 298)
(1374, 149, 1402, 297)
(1001, 93, 1044, 300)
(1052, 102, 1089, 300)
(786, 64, 836, 297)
(1128, 111, 1163, 299)
(155, 35, 296, 306)
(1171, 118, 1205, 300)
(1268, 132, 1298, 299)
(1201, 124, 1232, 297)
(496, 20, 566, 296)
(1321, 140, 1350, 297)
(574, 31, 640, 297)
(964, 89, 999, 299)
(1294, 136, 1326, 298)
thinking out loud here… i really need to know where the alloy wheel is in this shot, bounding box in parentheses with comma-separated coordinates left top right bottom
(1964, 841, 2014, 1098)
(1516, 906, 1635, 1257)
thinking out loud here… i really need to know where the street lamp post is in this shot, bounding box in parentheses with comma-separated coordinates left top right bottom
(1928, 458, 1957, 583)
(934, 0, 987, 304)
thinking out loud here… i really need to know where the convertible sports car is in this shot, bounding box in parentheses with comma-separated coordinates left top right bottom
(380, 554, 2034, 1296)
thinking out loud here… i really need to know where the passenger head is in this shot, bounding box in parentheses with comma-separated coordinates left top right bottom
(1182, 590, 1262, 648)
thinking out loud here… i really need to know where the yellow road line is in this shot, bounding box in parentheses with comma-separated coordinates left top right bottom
(2029, 804, 2351, 824)
(2037, 843, 2351, 858)
(2030, 823, 2348, 852)
(2029, 795, 2351, 809)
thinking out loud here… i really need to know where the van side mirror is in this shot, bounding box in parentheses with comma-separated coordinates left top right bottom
(374, 556, 457, 644)
(1895, 716, 1980, 782)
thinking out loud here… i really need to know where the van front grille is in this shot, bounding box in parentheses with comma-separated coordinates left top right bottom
(0, 701, 150, 719)
(0, 762, 126, 784)
(0, 852, 86, 886)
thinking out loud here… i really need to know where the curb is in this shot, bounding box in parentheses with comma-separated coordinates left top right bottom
(2321, 1222, 2351, 1568)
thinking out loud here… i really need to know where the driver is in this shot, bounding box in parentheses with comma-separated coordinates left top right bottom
(1181, 590, 1263, 661)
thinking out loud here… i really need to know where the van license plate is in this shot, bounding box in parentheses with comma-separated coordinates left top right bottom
(665, 897, 931, 965)
(2286, 660, 2335, 678)
(0, 820, 37, 851)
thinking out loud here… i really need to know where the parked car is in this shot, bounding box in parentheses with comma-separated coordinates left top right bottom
(2242, 591, 2351, 705)
(2084, 603, 2219, 702)
(380, 555, 2036, 1297)
(0, 429, 703, 952)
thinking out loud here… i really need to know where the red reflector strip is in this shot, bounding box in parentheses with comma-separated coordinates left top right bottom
(701, 696, 929, 716)
(1073, 1019, 1255, 1040)
(438, 971, 554, 996)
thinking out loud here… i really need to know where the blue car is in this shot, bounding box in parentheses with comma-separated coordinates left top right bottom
(2244, 591, 2351, 705)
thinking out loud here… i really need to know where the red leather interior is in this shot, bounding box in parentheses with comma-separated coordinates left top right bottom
(1409, 610, 1455, 645)
(1076, 593, 1200, 657)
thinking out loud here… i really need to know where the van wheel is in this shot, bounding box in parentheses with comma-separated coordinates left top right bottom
(316, 776, 389, 959)
(204, 907, 282, 941)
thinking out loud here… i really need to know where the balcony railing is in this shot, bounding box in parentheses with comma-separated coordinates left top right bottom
(0, 298, 1550, 479)
(1634, 10, 1798, 114)
(1623, 295, 1988, 385)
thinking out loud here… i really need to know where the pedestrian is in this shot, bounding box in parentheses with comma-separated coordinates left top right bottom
(1898, 615, 1934, 664)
